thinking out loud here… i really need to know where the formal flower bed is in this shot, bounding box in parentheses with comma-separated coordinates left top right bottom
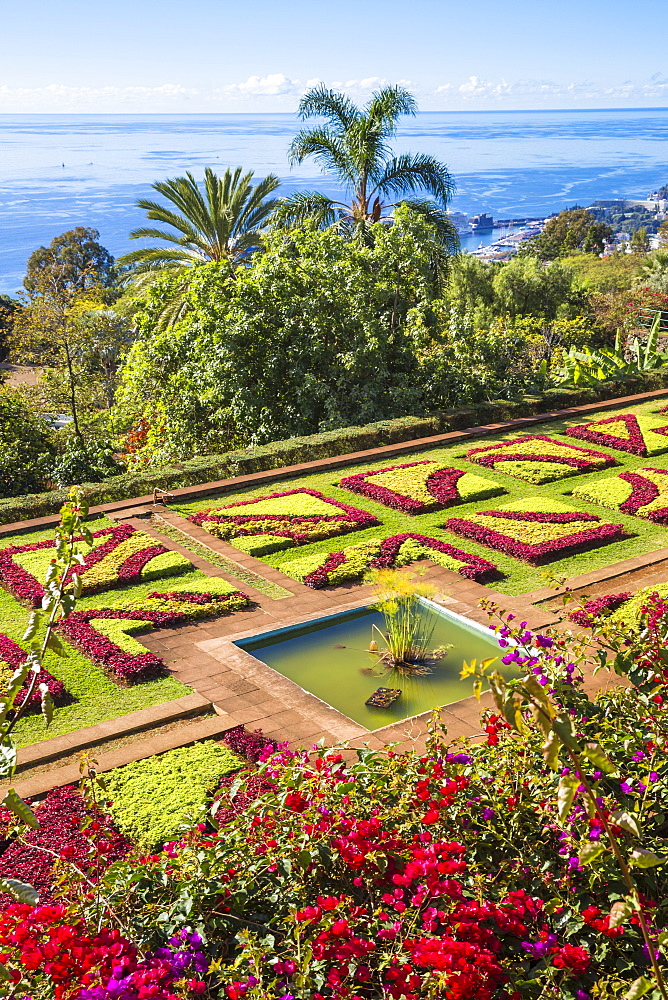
(568, 592, 632, 626)
(283, 532, 501, 588)
(465, 435, 616, 484)
(573, 466, 668, 522)
(0, 524, 192, 607)
(189, 488, 379, 555)
(56, 581, 251, 682)
(566, 411, 668, 457)
(0, 785, 131, 909)
(445, 497, 627, 564)
(0, 632, 72, 710)
(339, 460, 505, 514)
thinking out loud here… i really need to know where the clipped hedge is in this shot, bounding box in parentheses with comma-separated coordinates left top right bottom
(105, 741, 242, 849)
(2, 373, 668, 527)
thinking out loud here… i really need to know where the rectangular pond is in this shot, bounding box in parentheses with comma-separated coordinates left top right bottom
(235, 600, 510, 730)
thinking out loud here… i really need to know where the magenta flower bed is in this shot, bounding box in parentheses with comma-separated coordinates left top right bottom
(566, 413, 650, 456)
(190, 488, 379, 544)
(0, 785, 131, 909)
(0, 525, 172, 607)
(339, 462, 476, 514)
(616, 468, 668, 522)
(466, 434, 616, 473)
(302, 533, 500, 588)
(56, 589, 250, 683)
(568, 592, 631, 627)
(0, 633, 71, 710)
(445, 512, 626, 566)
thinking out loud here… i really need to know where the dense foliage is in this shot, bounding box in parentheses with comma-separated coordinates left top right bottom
(0, 386, 55, 496)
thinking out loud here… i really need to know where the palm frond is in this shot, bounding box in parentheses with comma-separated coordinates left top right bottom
(297, 85, 359, 130)
(365, 86, 418, 135)
(371, 153, 456, 206)
(271, 192, 342, 230)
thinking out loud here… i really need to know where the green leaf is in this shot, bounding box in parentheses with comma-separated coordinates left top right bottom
(552, 714, 582, 752)
(0, 741, 17, 782)
(557, 774, 580, 822)
(630, 848, 666, 868)
(22, 611, 42, 642)
(612, 809, 640, 838)
(583, 743, 618, 775)
(40, 688, 54, 727)
(2, 789, 39, 829)
(542, 730, 562, 769)
(0, 878, 39, 906)
(578, 841, 605, 865)
(623, 976, 654, 1000)
(609, 899, 633, 929)
(45, 631, 67, 657)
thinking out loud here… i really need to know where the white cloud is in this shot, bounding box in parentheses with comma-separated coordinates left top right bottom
(430, 74, 668, 107)
(216, 73, 299, 97)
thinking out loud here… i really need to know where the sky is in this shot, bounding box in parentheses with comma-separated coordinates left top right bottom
(1, 0, 667, 113)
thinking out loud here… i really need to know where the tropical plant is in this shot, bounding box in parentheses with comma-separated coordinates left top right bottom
(0, 388, 55, 498)
(554, 313, 668, 386)
(635, 250, 668, 295)
(369, 569, 448, 672)
(118, 167, 280, 326)
(272, 84, 459, 272)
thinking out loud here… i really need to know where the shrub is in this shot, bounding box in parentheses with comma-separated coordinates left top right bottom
(0, 387, 55, 498)
(104, 741, 242, 848)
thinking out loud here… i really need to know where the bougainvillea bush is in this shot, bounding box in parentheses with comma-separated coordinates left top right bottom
(464, 434, 616, 484)
(283, 532, 501, 588)
(573, 466, 668, 523)
(188, 489, 379, 555)
(339, 461, 505, 514)
(445, 496, 628, 565)
(566, 411, 668, 457)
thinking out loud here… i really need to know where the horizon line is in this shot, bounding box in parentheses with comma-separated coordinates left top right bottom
(0, 105, 667, 117)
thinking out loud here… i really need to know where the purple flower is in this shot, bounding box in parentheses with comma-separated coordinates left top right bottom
(620, 781, 634, 794)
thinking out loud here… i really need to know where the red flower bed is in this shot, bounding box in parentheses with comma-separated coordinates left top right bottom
(568, 592, 632, 626)
(370, 533, 499, 581)
(466, 434, 616, 473)
(446, 510, 627, 565)
(339, 463, 482, 514)
(189, 488, 379, 545)
(0, 633, 71, 711)
(0, 525, 175, 607)
(618, 468, 668, 521)
(57, 588, 250, 683)
(0, 785, 131, 910)
(566, 413, 650, 456)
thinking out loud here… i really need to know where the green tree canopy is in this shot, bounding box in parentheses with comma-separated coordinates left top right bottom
(23, 227, 115, 300)
(0, 387, 55, 497)
(272, 84, 459, 268)
(519, 208, 613, 260)
(116, 209, 443, 464)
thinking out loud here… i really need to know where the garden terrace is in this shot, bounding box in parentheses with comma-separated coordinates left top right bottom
(5, 388, 668, 798)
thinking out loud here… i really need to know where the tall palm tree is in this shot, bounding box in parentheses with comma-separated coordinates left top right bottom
(272, 84, 459, 259)
(119, 167, 280, 325)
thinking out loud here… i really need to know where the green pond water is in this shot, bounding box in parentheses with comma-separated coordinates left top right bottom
(236, 603, 508, 730)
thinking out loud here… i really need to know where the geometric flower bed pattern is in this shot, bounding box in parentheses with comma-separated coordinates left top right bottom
(339, 461, 505, 514)
(0, 632, 72, 710)
(572, 466, 668, 523)
(465, 435, 616, 484)
(282, 533, 501, 589)
(188, 488, 380, 556)
(56, 580, 251, 683)
(565, 412, 668, 457)
(0, 524, 192, 607)
(444, 497, 627, 565)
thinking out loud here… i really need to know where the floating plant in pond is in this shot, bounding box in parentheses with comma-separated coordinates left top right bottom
(367, 570, 451, 676)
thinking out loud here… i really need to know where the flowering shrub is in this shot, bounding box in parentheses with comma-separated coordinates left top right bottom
(573, 465, 668, 522)
(0, 785, 131, 910)
(0, 524, 192, 607)
(566, 410, 668, 457)
(465, 434, 616, 484)
(339, 460, 505, 514)
(283, 532, 501, 587)
(189, 488, 379, 551)
(445, 496, 627, 564)
(56, 583, 250, 682)
(0, 631, 72, 710)
(568, 592, 631, 626)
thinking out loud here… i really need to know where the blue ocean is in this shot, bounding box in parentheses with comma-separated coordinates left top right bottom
(1, 107, 667, 295)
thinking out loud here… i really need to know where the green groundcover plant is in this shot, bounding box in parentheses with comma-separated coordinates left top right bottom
(6, 590, 668, 997)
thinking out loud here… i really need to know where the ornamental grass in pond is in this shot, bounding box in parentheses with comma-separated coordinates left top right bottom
(367, 569, 449, 676)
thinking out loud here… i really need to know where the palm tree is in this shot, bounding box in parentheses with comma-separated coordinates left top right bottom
(118, 167, 280, 325)
(272, 84, 459, 260)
